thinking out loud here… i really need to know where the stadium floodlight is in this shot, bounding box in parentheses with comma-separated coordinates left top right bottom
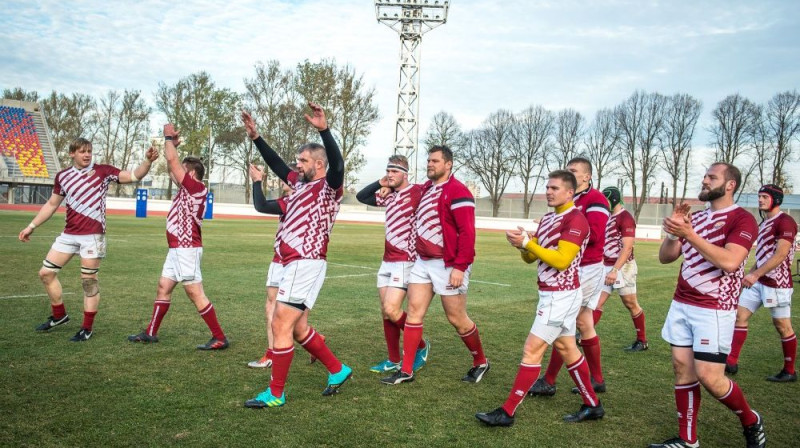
(375, 0, 449, 180)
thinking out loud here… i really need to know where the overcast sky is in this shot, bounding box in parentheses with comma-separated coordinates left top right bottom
(2, 0, 798, 193)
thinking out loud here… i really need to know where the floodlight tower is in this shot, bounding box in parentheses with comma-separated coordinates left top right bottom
(375, 0, 450, 179)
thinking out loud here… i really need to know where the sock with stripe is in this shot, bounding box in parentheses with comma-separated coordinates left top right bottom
(300, 327, 343, 374)
(632, 310, 647, 342)
(567, 356, 598, 406)
(401, 322, 423, 374)
(675, 382, 701, 444)
(501, 363, 541, 416)
(268, 346, 294, 397)
(727, 326, 748, 366)
(459, 324, 487, 367)
(716, 379, 758, 427)
(395, 312, 425, 350)
(146, 300, 171, 336)
(198, 303, 225, 340)
(781, 333, 796, 374)
(580, 335, 604, 384)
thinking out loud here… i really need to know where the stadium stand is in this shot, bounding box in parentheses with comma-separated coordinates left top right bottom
(0, 99, 60, 204)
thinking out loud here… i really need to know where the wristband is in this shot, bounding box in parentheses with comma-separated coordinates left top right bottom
(164, 136, 173, 141)
(130, 171, 139, 182)
(666, 233, 679, 241)
(610, 267, 619, 273)
(28, 222, 36, 229)
(520, 235, 530, 250)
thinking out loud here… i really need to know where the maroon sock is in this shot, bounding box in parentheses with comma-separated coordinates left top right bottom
(383, 319, 402, 363)
(146, 300, 171, 336)
(198, 303, 225, 340)
(268, 346, 294, 397)
(632, 310, 647, 342)
(543, 347, 564, 385)
(52, 303, 67, 320)
(581, 335, 604, 384)
(592, 309, 603, 325)
(501, 363, 541, 416)
(727, 326, 748, 366)
(781, 333, 797, 374)
(567, 356, 598, 407)
(675, 382, 701, 444)
(396, 313, 425, 350)
(82, 311, 97, 331)
(717, 379, 757, 427)
(300, 327, 343, 374)
(401, 323, 423, 374)
(459, 324, 487, 367)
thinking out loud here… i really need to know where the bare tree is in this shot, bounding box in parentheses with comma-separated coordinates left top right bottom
(750, 105, 772, 188)
(2, 87, 39, 102)
(511, 105, 554, 218)
(424, 111, 466, 175)
(615, 90, 666, 220)
(549, 108, 585, 170)
(462, 110, 515, 217)
(659, 93, 702, 205)
(584, 108, 620, 190)
(764, 90, 800, 190)
(708, 93, 760, 197)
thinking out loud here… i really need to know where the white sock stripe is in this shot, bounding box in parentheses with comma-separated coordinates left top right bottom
(781, 334, 796, 342)
(272, 347, 295, 355)
(405, 323, 423, 329)
(199, 304, 213, 316)
(299, 329, 317, 346)
(460, 325, 477, 338)
(520, 363, 541, 368)
(718, 379, 734, 400)
(154, 300, 170, 305)
(567, 356, 586, 371)
(674, 381, 701, 390)
(734, 327, 749, 332)
(631, 310, 643, 319)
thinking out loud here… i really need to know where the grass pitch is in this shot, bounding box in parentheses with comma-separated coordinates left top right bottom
(1, 210, 798, 447)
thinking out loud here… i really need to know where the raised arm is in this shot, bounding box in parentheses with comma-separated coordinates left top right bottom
(304, 102, 344, 190)
(242, 110, 292, 182)
(118, 146, 158, 184)
(162, 124, 186, 184)
(249, 164, 284, 215)
(356, 180, 384, 206)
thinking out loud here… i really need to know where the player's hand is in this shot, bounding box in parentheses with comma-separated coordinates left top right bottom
(378, 175, 390, 188)
(145, 146, 159, 162)
(742, 272, 758, 288)
(449, 268, 464, 288)
(163, 123, 178, 138)
(19, 227, 33, 242)
(249, 164, 264, 182)
(304, 102, 328, 131)
(241, 111, 259, 140)
(378, 187, 392, 198)
(604, 270, 617, 286)
(506, 226, 526, 248)
(663, 214, 693, 239)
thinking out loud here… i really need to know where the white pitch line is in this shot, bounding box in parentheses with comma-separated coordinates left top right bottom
(328, 262, 377, 271)
(326, 273, 376, 279)
(0, 292, 75, 300)
(470, 280, 511, 287)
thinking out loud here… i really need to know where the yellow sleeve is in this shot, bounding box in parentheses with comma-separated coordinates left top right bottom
(520, 237, 539, 263)
(525, 239, 581, 271)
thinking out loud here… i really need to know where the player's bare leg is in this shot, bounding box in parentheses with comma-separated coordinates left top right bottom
(36, 250, 73, 332)
(621, 293, 648, 351)
(575, 306, 605, 388)
(185, 281, 227, 349)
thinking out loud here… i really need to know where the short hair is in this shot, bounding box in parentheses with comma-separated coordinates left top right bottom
(711, 162, 742, 194)
(548, 169, 577, 191)
(388, 154, 409, 169)
(429, 145, 453, 163)
(183, 156, 205, 181)
(298, 143, 327, 167)
(69, 138, 92, 153)
(567, 157, 592, 175)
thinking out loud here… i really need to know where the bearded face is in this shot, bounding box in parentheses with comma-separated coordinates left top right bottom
(698, 184, 726, 202)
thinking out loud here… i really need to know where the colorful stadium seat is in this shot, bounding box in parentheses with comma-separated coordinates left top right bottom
(0, 106, 50, 178)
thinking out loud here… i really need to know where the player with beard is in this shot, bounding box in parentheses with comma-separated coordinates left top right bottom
(242, 103, 352, 408)
(650, 163, 765, 448)
(725, 184, 797, 382)
(356, 155, 429, 374)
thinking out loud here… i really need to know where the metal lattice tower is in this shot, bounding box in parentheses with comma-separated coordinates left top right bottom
(375, 0, 449, 179)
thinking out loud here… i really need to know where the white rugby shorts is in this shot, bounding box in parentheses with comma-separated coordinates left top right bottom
(661, 300, 735, 354)
(409, 257, 470, 296)
(377, 261, 415, 289)
(599, 261, 638, 296)
(738, 283, 792, 319)
(530, 289, 582, 344)
(266, 261, 285, 288)
(161, 247, 203, 284)
(579, 262, 605, 309)
(52, 233, 107, 259)
(275, 259, 327, 309)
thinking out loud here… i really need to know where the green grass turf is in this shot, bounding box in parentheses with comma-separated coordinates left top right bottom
(1, 210, 798, 447)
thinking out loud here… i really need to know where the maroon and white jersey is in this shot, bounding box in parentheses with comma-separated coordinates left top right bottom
(166, 175, 207, 248)
(275, 171, 342, 263)
(415, 180, 445, 260)
(755, 212, 797, 289)
(53, 163, 121, 235)
(673, 205, 758, 310)
(573, 187, 609, 266)
(603, 209, 636, 266)
(271, 196, 289, 264)
(535, 205, 590, 291)
(376, 184, 422, 262)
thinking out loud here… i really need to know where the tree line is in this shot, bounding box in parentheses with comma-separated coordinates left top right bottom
(3, 58, 380, 202)
(423, 90, 800, 219)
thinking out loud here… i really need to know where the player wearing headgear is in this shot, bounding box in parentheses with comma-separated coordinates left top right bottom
(19, 137, 157, 342)
(650, 163, 765, 448)
(529, 157, 609, 397)
(476, 170, 604, 427)
(725, 184, 797, 382)
(380, 145, 489, 385)
(356, 155, 429, 374)
(128, 124, 228, 349)
(241, 103, 352, 408)
(596, 186, 648, 352)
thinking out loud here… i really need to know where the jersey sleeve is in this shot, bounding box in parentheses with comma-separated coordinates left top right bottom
(776, 214, 798, 243)
(53, 173, 64, 196)
(726, 211, 758, 251)
(103, 165, 122, 183)
(562, 212, 590, 245)
(451, 189, 476, 271)
(619, 212, 636, 238)
(181, 174, 206, 194)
